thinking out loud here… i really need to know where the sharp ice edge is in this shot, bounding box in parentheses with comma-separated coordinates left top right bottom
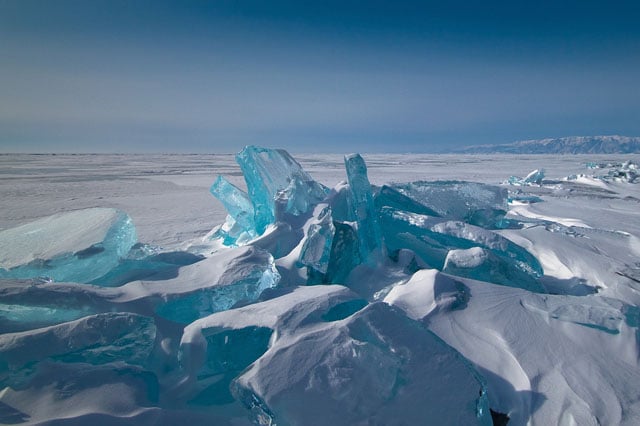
(0, 208, 137, 283)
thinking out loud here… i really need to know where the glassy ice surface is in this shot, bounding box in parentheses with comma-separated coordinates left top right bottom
(0, 208, 137, 283)
(344, 153, 384, 264)
(236, 146, 328, 234)
(210, 175, 257, 245)
(389, 181, 509, 228)
(156, 252, 280, 324)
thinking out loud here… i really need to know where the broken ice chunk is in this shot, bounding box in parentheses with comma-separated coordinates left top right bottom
(298, 206, 335, 274)
(374, 185, 440, 217)
(209, 175, 257, 245)
(443, 247, 546, 293)
(0, 208, 137, 283)
(344, 153, 384, 264)
(236, 146, 328, 234)
(155, 247, 281, 323)
(379, 207, 544, 291)
(0, 312, 156, 371)
(389, 181, 508, 229)
(508, 169, 545, 186)
(232, 303, 491, 425)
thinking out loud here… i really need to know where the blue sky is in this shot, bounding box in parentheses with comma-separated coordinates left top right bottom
(1, 0, 639, 153)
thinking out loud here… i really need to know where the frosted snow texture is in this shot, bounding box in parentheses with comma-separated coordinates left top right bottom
(0, 208, 137, 283)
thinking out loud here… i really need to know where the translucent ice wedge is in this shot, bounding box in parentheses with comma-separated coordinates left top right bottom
(0, 208, 137, 283)
(236, 146, 328, 234)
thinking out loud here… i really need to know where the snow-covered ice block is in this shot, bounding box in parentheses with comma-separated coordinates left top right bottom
(385, 271, 640, 426)
(0, 312, 156, 371)
(180, 286, 491, 425)
(388, 181, 509, 228)
(0, 246, 280, 330)
(236, 146, 328, 234)
(0, 208, 137, 283)
(344, 153, 384, 264)
(444, 247, 545, 293)
(379, 207, 544, 291)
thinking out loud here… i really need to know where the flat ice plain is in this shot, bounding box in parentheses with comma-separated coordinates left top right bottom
(1, 152, 640, 425)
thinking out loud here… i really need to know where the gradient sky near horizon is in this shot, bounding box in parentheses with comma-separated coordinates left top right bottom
(1, 1, 639, 153)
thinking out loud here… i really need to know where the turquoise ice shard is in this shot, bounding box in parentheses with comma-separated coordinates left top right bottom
(298, 206, 335, 274)
(209, 175, 257, 245)
(344, 153, 384, 264)
(508, 169, 545, 186)
(0, 208, 137, 283)
(388, 181, 508, 229)
(236, 146, 328, 234)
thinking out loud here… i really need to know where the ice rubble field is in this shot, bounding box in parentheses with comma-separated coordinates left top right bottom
(0, 150, 639, 425)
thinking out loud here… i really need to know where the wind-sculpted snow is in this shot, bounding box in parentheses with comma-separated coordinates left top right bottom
(181, 286, 491, 425)
(2, 148, 640, 425)
(384, 271, 640, 425)
(0, 208, 137, 283)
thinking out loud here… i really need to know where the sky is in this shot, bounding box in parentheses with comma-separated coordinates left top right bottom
(1, 0, 639, 153)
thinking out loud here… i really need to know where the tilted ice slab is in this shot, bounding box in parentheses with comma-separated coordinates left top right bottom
(209, 175, 257, 245)
(180, 285, 491, 425)
(236, 146, 328, 235)
(0, 208, 137, 283)
(384, 269, 640, 426)
(387, 180, 509, 228)
(379, 206, 544, 292)
(0, 246, 279, 332)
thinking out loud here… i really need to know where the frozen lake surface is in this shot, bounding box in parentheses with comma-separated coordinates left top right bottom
(1, 152, 640, 425)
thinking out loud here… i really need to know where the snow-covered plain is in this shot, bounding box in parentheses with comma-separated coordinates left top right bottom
(1, 152, 640, 425)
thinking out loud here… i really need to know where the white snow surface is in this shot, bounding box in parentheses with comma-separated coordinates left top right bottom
(1, 153, 640, 425)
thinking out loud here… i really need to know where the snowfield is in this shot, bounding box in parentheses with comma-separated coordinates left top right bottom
(1, 151, 639, 425)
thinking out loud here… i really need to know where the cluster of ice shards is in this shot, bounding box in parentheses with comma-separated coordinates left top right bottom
(507, 168, 545, 186)
(0, 208, 137, 283)
(570, 160, 638, 184)
(0, 147, 560, 424)
(208, 147, 543, 293)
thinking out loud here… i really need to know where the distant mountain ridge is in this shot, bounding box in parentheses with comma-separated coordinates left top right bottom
(455, 135, 640, 154)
